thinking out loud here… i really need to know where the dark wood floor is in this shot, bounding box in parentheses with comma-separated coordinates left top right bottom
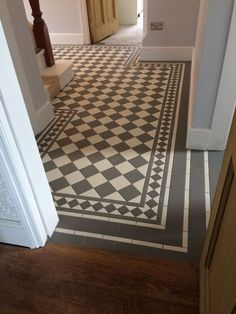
(0, 243, 199, 314)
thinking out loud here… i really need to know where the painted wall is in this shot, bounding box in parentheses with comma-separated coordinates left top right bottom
(190, 0, 234, 129)
(143, 0, 200, 47)
(187, 0, 236, 150)
(23, 0, 85, 44)
(118, 0, 137, 25)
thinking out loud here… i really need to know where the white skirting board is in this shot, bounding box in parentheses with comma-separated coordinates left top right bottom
(186, 127, 211, 150)
(36, 100, 54, 135)
(49, 33, 84, 45)
(140, 46, 193, 61)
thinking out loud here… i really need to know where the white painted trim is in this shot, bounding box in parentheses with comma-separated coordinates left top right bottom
(186, 127, 211, 150)
(0, 221, 31, 247)
(140, 46, 193, 61)
(0, 1, 58, 241)
(143, 0, 148, 38)
(188, 48, 197, 130)
(187, 1, 236, 151)
(78, 0, 91, 44)
(49, 33, 84, 45)
(0, 130, 46, 248)
(207, 0, 236, 151)
(0, 99, 48, 247)
(36, 100, 54, 132)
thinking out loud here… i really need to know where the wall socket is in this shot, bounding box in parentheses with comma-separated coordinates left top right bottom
(150, 21, 164, 31)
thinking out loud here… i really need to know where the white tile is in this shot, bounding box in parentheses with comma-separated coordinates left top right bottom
(58, 211, 83, 218)
(74, 157, 91, 169)
(110, 176, 130, 190)
(182, 231, 188, 248)
(47, 168, 63, 182)
(103, 235, 132, 243)
(75, 231, 103, 239)
(133, 240, 163, 249)
(56, 228, 75, 235)
(163, 245, 187, 253)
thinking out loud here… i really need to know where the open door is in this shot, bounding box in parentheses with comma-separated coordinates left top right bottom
(200, 111, 236, 314)
(86, 0, 118, 43)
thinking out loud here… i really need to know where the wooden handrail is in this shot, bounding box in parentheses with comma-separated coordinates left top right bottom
(29, 0, 55, 67)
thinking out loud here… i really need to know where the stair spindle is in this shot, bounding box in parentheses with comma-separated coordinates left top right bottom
(29, 0, 55, 66)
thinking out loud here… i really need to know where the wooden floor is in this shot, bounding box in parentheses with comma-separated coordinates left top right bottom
(0, 243, 199, 314)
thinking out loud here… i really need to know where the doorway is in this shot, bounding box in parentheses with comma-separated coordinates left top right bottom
(88, 0, 144, 45)
(101, 0, 143, 45)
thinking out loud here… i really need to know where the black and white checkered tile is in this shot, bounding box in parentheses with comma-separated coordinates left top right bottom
(36, 45, 216, 260)
(37, 46, 184, 223)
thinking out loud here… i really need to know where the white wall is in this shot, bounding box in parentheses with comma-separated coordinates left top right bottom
(118, 0, 137, 25)
(143, 0, 199, 46)
(187, 0, 235, 150)
(141, 0, 200, 61)
(23, 0, 88, 44)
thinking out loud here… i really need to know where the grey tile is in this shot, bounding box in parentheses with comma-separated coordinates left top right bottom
(58, 215, 119, 236)
(50, 177, 69, 192)
(72, 180, 93, 194)
(129, 156, 147, 168)
(48, 148, 65, 159)
(59, 163, 78, 176)
(102, 167, 122, 180)
(87, 152, 105, 163)
(124, 170, 144, 183)
(94, 182, 116, 197)
(117, 224, 147, 241)
(209, 151, 224, 170)
(108, 154, 126, 165)
(145, 228, 182, 247)
(50, 231, 86, 246)
(113, 242, 146, 256)
(44, 161, 57, 172)
(83, 237, 115, 251)
(119, 185, 140, 201)
(80, 165, 99, 178)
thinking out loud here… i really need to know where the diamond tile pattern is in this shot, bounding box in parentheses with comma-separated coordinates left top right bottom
(38, 45, 184, 221)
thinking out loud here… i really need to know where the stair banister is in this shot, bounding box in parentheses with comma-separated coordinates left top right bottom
(28, 0, 55, 66)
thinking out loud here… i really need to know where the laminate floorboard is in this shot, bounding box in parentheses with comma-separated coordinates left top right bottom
(0, 243, 199, 314)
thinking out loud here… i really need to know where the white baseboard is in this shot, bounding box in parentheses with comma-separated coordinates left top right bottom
(0, 220, 32, 247)
(140, 46, 193, 61)
(186, 127, 211, 150)
(49, 33, 84, 45)
(36, 101, 54, 134)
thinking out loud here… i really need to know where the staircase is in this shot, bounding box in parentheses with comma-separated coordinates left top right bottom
(29, 0, 73, 100)
(36, 48, 73, 100)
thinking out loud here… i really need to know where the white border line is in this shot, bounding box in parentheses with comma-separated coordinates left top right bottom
(204, 151, 211, 228)
(160, 63, 185, 226)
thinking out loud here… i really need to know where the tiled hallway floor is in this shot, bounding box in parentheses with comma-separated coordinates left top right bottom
(37, 45, 223, 262)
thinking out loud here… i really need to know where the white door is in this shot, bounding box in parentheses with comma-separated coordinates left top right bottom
(0, 8, 58, 248)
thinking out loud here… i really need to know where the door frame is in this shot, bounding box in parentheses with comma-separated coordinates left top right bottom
(81, 0, 145, 44)
(200, 109, 236, 313)
(0, 0, 59, 247)
(79, 0, 91, 44)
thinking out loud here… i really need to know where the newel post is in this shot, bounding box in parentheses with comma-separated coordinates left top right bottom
(29, 0, 55, 66)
